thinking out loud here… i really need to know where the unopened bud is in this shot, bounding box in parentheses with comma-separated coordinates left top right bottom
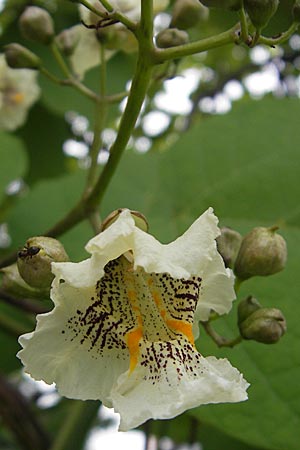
(17, 237, 69, 289)
(216, 227, 242, 268)
(55, 27, 80, 56)
(171, 0, 208, 30)
(1, 264, 47, 298)
(19, 6, 55, 45)
(199, 0, 242, 11)
(234, 226, 287, 280)
(4, 43, 41, 70)
(239, 307, 286, 344)
(244, 0, 279, 31)
(293, 1, 300, 23)
(156, 28, 189, 48)
(101, 209, 149, 232)
(237, 295, 262, 324)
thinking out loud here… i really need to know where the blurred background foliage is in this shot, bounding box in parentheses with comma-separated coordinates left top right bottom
(1, 0, 300, 449)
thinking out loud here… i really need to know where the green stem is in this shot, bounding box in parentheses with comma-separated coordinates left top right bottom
(40, 67, 99, 102)
(50, 400, 100, 450)
(86, 55, 153, 210)
(201, 321, 242, 348)
(259, 22, 299, 46)
(239, 4, 249, 43)
(84, 45, 108, 193)
(153, 25, 238, 64)
(50, 41, 70, 78)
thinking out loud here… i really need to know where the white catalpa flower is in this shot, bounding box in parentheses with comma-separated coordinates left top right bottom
(71, 0, 169, 78)
(0, 54, 40, 131)
(18, 208, 249, 431)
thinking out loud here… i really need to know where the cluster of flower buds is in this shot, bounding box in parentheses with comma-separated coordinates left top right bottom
(217, 225, 287, 346)
(156, 0, 208, 49)
(199, 0, 280, 33)
(217, 225, 287, 280)
(4, 6, 55, 71)
(238, 296, 286, 344)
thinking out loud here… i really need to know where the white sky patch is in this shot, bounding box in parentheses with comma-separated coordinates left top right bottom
(223, 80, 244, 101)
(102, 128, 117, 147)
(214, 93, 231, 114)
(154, 12, 171, 33)
(85, 407, 145, 450)
(249, 46, 271, 65)
(98, 149, 110, 165)
(0, 0, 5, 12)
(135, 136, 152, 153)
(243, 64, 279, 98)
(289, 34, 300, 51)
(71, 115, 89, 136)
(155, 68, 202, 115)
(63, 139, 89, 159)
(5, 178, 25, 196)
(199, 96, 215, 114)
(142, 111, 170, 136)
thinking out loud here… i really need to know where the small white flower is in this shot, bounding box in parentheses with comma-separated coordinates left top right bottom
(18, 208, 249, 431)
(0, 54, 40, 131)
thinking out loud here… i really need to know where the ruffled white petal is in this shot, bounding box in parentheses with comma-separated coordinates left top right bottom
(110, 340, 249, 431)
(17, 208, 246, 431)
(18, 275, 130, 404)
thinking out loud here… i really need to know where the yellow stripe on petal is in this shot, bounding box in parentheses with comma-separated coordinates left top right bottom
(166, 319, 195, 346)
(126, 327, 143, 373)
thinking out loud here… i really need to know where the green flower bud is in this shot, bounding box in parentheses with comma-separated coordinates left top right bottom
(199, 0, 242, 11)
(55, 27, 80, 57)
(156, 28, 189, 48)
(17, 237, 69, 289)
(0, 264, 48, 299)
(244, 0, 279, 31)
(292, 1, 300, 23)
(101, 209, 149, 233)
(216, 226, 242, 268)
(4, 43, 41, 70)
(237, 295, 262, 324)
(19, 6, 55, 45)
(171, 0, 209, 30)
(239, 307, 286, 344)
(234, 226, 287, 280)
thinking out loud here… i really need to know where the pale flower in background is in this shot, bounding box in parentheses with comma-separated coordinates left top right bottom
(0, 54, 40, 131)
(18, 209, 249, 431)
(71, 0, 169, 78)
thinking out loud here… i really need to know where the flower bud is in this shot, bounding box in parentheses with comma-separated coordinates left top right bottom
(237, 295, 262, 324)
(156, 28, 189, 48)
(101, 209, 149, 232)
(55, 27, 80, 56)
(216, 227, 242, 268)
(17, 237, 69, 289)
(171, 0, 209, 30)
(199, 0, 242, 11)
(0, 264, 47, 298)
(244, 0, 279, 31)
(4, 43, 41, 70)
(239, 307, 286, 344)
(19, 6, 55, 45)
(292, 1, 300, 23)
(234, 226, 287, 280)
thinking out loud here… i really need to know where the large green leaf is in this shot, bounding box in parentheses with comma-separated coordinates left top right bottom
(103, 97, 300, 450)
(0, 132, 27, 204)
